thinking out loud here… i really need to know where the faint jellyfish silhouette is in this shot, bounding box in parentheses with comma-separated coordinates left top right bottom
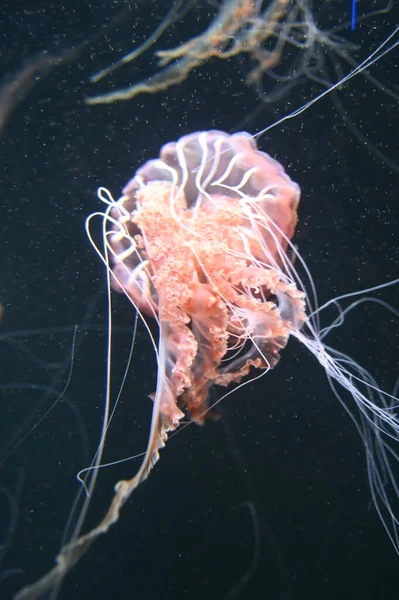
(0, 468, 25, 588)
(84, 0, 311, 104)
(16, 128, 399, 599)
(85, 0, 393, 105)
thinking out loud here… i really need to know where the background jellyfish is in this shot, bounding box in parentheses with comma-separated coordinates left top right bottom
(0, 1, 398, 599)
(85, 0, 393, 105)
(85, 0, 397, 169)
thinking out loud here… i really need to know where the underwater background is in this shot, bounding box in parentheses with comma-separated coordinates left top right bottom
(0, 1, 398, 598)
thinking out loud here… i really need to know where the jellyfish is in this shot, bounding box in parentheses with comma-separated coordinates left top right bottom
(103, 128, 310, 493)
(15, 121, 399, 599)
(86, 0, 291, 105)
(15, 128, 306, 598)
(86, 0, 394, 107)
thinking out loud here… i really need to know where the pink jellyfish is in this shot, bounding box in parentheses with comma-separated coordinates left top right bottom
(107, 130, 306, 471)
(16, 130, 399, 599)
